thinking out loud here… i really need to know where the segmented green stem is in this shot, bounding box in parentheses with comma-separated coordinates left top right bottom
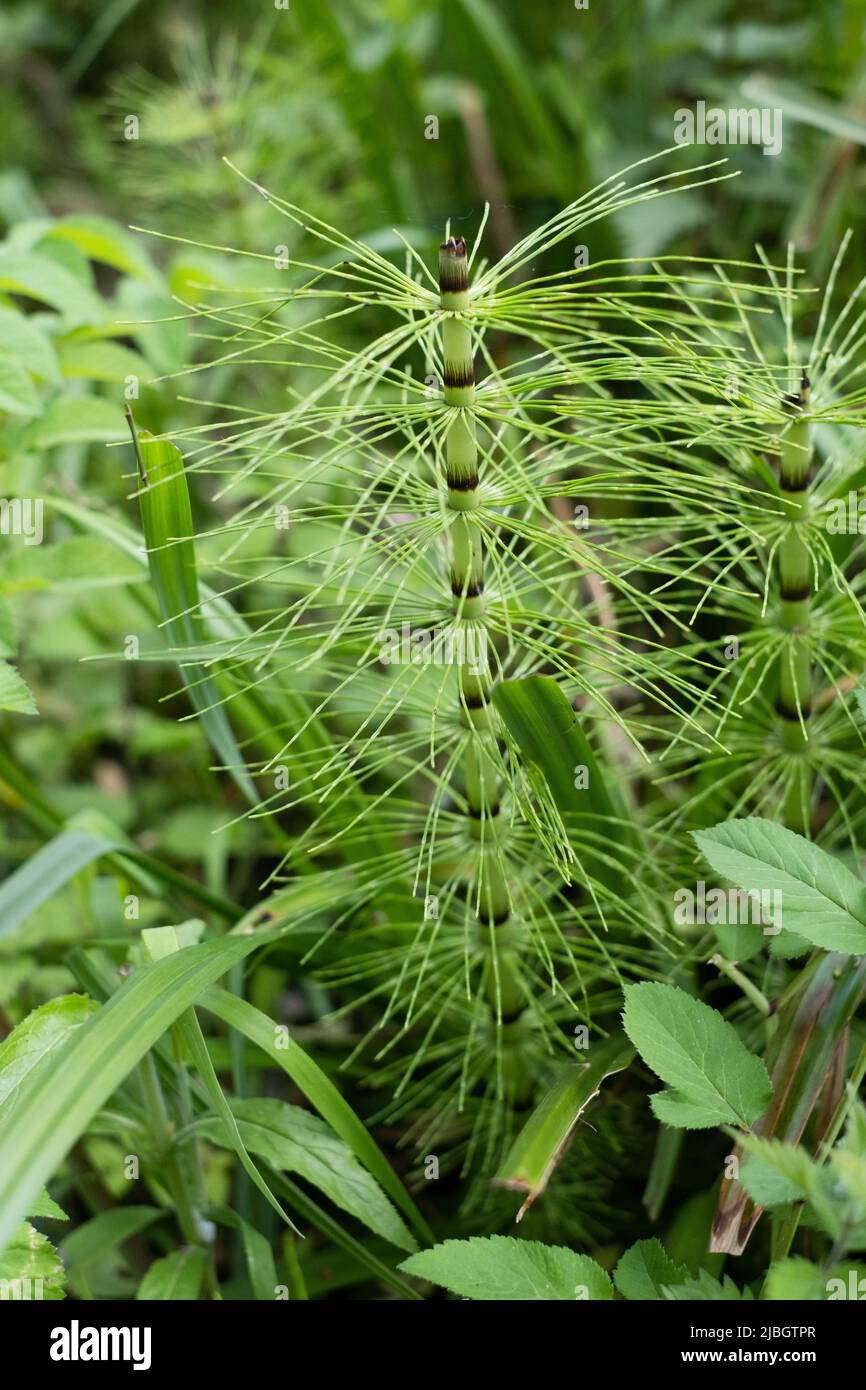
(776, 372, 812, 832)
(438, 238, 527, 1064)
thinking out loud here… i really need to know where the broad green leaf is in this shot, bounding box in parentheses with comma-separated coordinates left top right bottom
(200, 987, 433, 1245)
(132, 427, 257, 803)
(0, 1221, 65, 1300)
(197, 1098, 415, 1253)
(0, 307, 59, 383)
(37, 216, 158, 284)
(614, 1238, 688, 1301)
(0, 660, 37, 715)
(0, 249, 102, 324)
(738, 1137, 817, 1208)
(834, 1148, 866, 1209)
(57, 339, 151, 385)
(496, 1033, 634, 1217)
(400, 1236, 613, 1301)
(694, 818, 866, 955)
(622, 982, 772, 1129)
(663, 1269, 754, 1301)
(136, 1246, 206, 1301)
(31, 396, 126, 447)
(0, 934, 262, 1250)
(737, 1132, 853, 1241)
(0, 995, 97, 1110)
(0, 356, 42, 416)
(3, 537, 143, 595)
(763, 1257, 827, 1301)
(712, 918, 764, 964)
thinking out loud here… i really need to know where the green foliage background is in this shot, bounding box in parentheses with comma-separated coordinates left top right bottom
(2, 0, 866, 1303)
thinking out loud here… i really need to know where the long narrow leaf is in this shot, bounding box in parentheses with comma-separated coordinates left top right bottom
(200, 987, 433, 1245)
(0, 934, 261, 1250)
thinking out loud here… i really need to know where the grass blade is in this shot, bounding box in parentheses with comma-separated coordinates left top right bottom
(0, 934, 261, 1250)
(129, 417, 258, 803)
(200, 987, 433, 1246)
(496, 1033, 634, 1219)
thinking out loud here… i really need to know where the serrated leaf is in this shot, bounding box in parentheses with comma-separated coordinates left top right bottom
(0, 995, 97, 1112)
(663, 1269, 754, 1300)
(738, 1137, 817, 1208)
(29, 1189, 68, 1222)
(399, 1235, 613, 1301)
(0, 1221, 65, 1300)
(622, 982, 772, 1129)
(136, 1247, 206, 1301)
(614, 1238, 688, 1300)
(694, 818, 866, 955)
(197, 1098, 415, 1254)
(0, 660, 37, 714)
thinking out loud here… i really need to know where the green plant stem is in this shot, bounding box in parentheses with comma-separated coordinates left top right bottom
(281, 1231, 308, 1300)
(138, 1052, 219, 1298)
(439, 235, 527, 1093)
(776, 378, 812, 832)
(710, 954, 771, 1017)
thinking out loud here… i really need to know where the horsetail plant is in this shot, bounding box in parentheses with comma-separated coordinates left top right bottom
(123, 150, 816, 1214)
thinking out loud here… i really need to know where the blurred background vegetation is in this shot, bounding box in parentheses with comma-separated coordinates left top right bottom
(1, 0, 866, 1282)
